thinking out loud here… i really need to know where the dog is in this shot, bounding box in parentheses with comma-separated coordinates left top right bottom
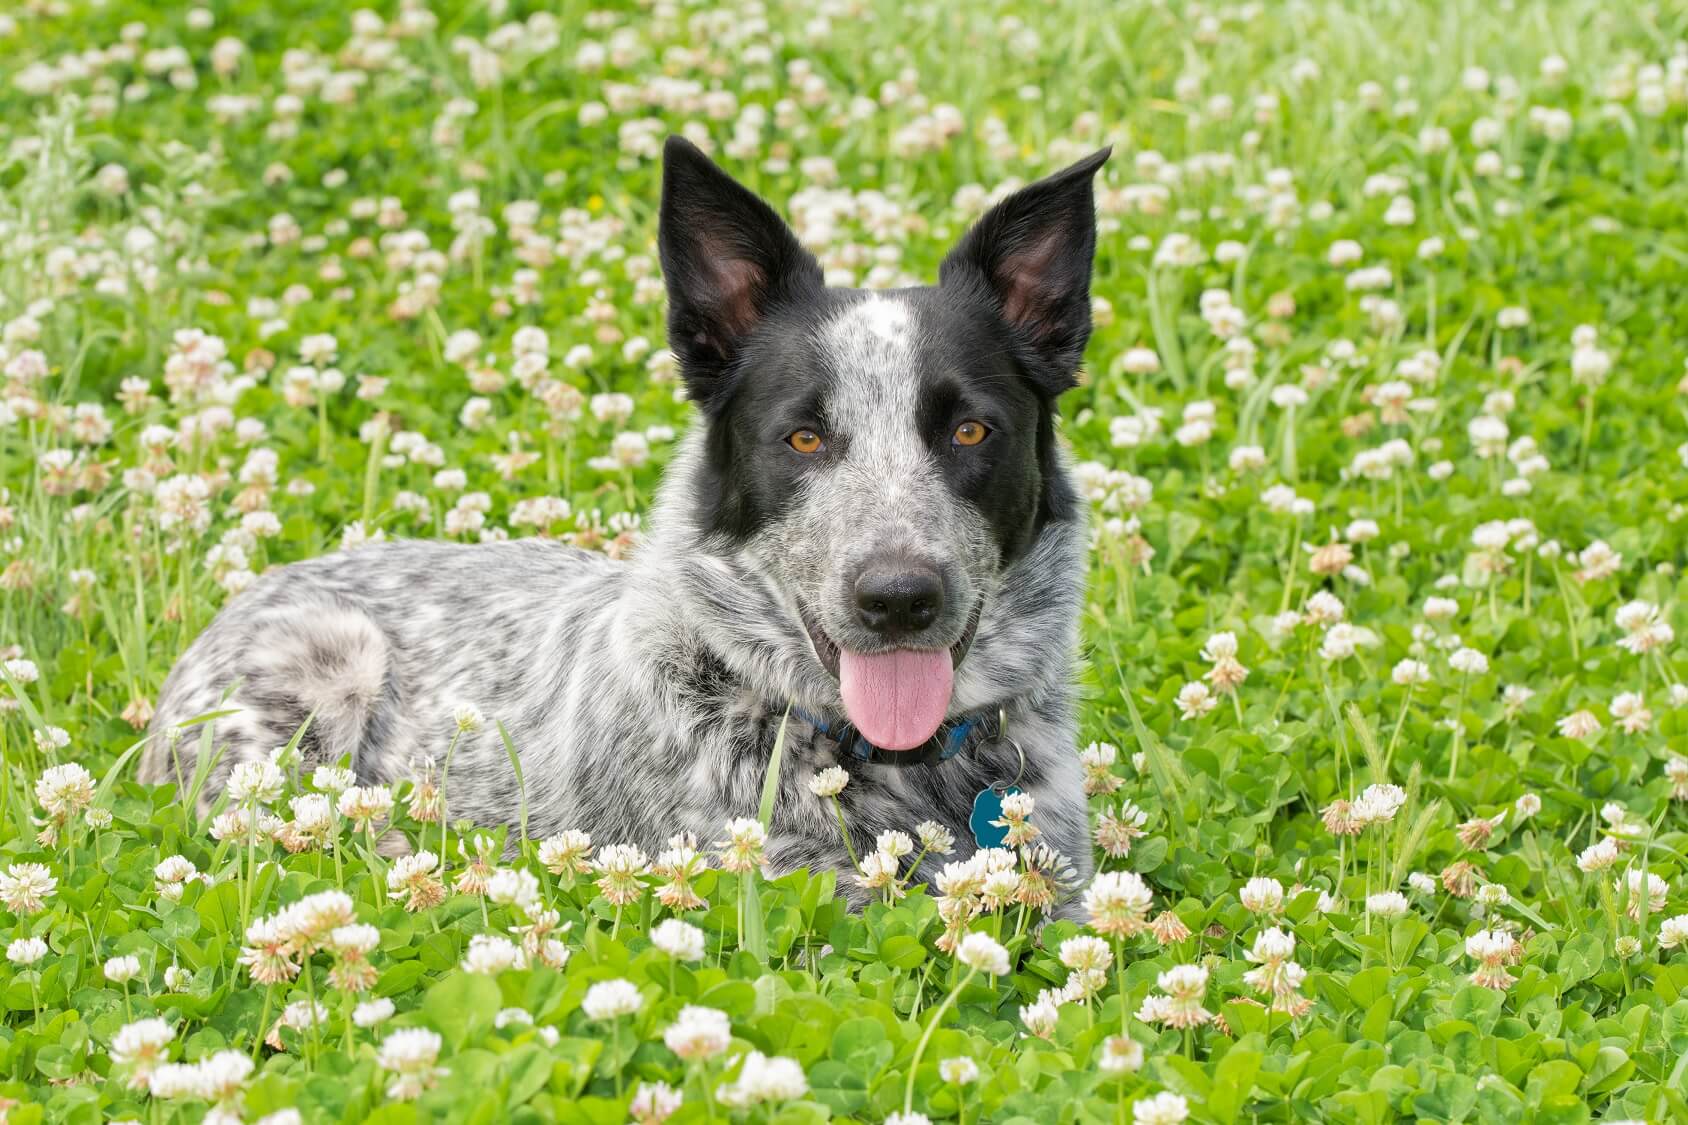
(141, 137, 1110, 907)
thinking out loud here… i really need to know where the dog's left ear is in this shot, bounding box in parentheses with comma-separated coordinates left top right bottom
(659, 136, 823, 410)
(939, 147, 1111, 395)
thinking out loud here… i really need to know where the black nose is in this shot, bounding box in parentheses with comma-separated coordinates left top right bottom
(854, 566, 944, 637)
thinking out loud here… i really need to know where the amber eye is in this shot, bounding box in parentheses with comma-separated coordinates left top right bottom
(788, 429, 824, 454)
(952, 420, 990, 447)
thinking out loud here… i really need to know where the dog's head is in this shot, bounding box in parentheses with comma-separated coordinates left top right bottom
(658, 136, 1107, 751)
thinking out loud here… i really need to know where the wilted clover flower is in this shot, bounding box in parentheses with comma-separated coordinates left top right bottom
(630, 1081, 683, 1125)
(1095, 800, 1148, 857)
(454, 834, 499, 896)
(1465, 929, 1516, 990)
(1556, 710, 1602, 741)
(1078, 742, 1123, 795)
(990, 792, 1039, 847)
(593, 843, 650, 905)
(1619, 869, 1669, 920)
(538, 829, 594, 876)
(238, 917, 299, 985)
(1138, 964, 1211, 1029)
(387, 850, 447, 912)
(713, 818, 766, 874)
(915, 820, 955, 855)
(1085, 870, 1153, 939)
(337, 784, 394, 829)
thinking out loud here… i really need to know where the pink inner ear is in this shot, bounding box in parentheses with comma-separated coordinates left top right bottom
(708, 256, 765, 338)
(996, 228, 1065, 331)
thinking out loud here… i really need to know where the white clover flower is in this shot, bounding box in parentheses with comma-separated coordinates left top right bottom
(808, 765, 849, 797)
(1366, 892, 1410, 918)
(716, 1050, 808, 1107)
(376, 1027, 446, 1100)
(665, 1005, 733, 1060)
(110, 1016, 175, 1084)
(226, 759, 284, 805)
(1133, 1091, 1190, 1125)
(650, 918, 705, 961)
(0, 862, 57, 915)
(582, 978, 643, 1020)
(7, 937, 49, 965)
(353, 998, 396, 1027)
(955, 932, 1010, 976)
(1239, 876, 1284, 914)
(461, 934, 527, 974)
(1449, 647, 1489, 676)
(105, 954, 143, 984)
(939, 1056, 980, 1084)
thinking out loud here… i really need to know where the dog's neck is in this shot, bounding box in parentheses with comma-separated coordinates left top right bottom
(624, 432, 1087, 728)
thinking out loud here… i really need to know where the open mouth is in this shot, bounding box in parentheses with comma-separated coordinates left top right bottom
(800, 601, 981, 752)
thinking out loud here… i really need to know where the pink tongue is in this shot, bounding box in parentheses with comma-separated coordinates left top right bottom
(838, 648, 954, 751)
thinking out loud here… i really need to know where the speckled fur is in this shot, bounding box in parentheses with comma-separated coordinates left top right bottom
(143, 154, 1100, 912)
(140, 436, 1090, 908)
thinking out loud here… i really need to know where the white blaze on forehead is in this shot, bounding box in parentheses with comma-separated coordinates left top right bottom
(816, 294, 939, 535)
(823, 295, 920, 434)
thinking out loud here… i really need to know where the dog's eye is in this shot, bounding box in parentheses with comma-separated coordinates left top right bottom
(787, 429, 824, 454)
(952, 421, 990, 447)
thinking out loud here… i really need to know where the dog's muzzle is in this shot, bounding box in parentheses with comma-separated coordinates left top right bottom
(799, 599, 981, 681)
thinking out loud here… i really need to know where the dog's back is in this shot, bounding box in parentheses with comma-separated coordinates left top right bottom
(141, 538, 617, 809)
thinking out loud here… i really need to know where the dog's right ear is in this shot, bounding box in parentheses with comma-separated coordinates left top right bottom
(659, 137, 823, 409)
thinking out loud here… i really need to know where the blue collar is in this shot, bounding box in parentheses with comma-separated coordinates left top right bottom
(791, 705, 1000, 767)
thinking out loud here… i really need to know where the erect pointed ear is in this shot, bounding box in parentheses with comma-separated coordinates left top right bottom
(939, 146, 1111, 395)
(658, 136, 823, 410)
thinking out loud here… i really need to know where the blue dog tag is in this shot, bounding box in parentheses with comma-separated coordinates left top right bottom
(970, 785, 1023, 850)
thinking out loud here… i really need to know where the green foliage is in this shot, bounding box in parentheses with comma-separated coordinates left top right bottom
(2, 0, 1688, 1122)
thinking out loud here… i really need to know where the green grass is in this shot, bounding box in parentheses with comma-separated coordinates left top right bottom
(3, 0, 1688, 1121)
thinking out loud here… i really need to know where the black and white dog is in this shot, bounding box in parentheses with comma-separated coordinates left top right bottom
(142, 137, 1109, 904)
